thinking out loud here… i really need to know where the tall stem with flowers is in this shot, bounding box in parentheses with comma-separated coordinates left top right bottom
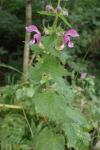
(24, 0, 90, 150)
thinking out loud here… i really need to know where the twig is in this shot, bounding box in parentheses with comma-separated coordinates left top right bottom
(29, 54, 36, 66)
(0, 104, 22, 109)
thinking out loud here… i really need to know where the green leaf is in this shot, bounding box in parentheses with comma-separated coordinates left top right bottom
(31, 44, 43, 55)
(33, 89, 88, 125)
(28, 55, 67, 82)
(16, 86, 35, 99)
(31, 36, 55, 55)
(53, 77, 74, 104)
(32, 91, 67, 122)
(34, 127, 65, 150)
(57, 50, 73, 65)
(59, 14, 72, 28)
(63, 121, 90, 150)
(38, 11, 56, 17)
(32, 90, 90, 150)
(42, 36, 55, 48)
(38, 11, 71, 28)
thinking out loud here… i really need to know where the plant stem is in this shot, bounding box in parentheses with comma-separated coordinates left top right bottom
(46, 80, 49, 90)
(53, 15, 58, 30)
(22, 108, 34, 139)
(58, 0, 61, 5)
(23, 0, 32, 81)
(52, 0, 61, 30)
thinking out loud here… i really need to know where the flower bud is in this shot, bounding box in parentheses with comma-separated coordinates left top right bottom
(62, 8, 68, 16)
(46, 5, 53, 12)
(56, 5, 62, 13)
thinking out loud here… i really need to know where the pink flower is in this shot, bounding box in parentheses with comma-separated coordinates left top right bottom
(68, 41, 74, 48)
(63, 34, 70, 44)
(34, 32, 41, 44)
(66, 29, 79, 37)
(61, 29, 79, 49)
(26, 25, 42, 46)
(29, 38, 35, 45)
(26, 25, 39, 33)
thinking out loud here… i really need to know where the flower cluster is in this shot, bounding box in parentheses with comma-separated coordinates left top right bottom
(46, 4, 68, 16)
(46, 4, 62, 13)
(26, 25, 79, 50)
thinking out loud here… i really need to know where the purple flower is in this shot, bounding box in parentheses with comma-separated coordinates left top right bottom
(26, 25, 42, 46)
(60, 29, 79, 49)
(81, 72, 87, 79)
(46, 5, 53, 12)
